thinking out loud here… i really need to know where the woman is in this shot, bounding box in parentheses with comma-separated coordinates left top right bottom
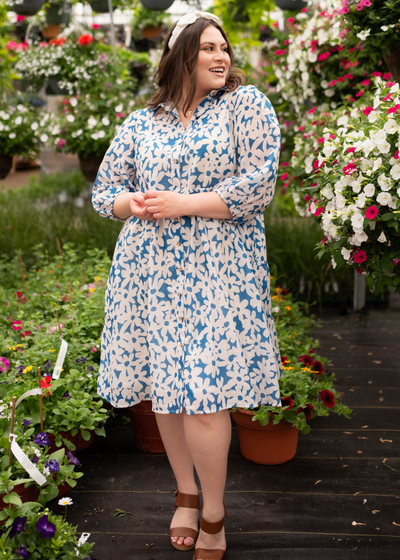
(92, 11, 282, 560)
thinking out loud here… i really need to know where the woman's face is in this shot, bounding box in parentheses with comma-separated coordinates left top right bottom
(194, 26, 231, 97)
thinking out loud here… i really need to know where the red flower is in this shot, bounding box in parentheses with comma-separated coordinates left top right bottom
(383, 72, 392, 80)
(328, 80, 336, 87)
(355, 90, 364, 98)
(338, 76, 345, 83)
(286, 17, 295, 23)
(281, 172, 288, 181)
(12, 321, 23, 331)
(281, 162, 289, 167)
(382, 92, 393, 101)
(312, 361, 324, 375)
(299, 355, 314, 367)
(275, 49, 287, 56)
(41, 376, 52, 389)
(308, 107, 316, 114)
(78, 34, 94, 46)
(372, 71, 382, 77)
(321, 389, 335, 408)
(362, 106, 374, 116)
(304, 194, 311, 202)
(365, 205, 378, 220)
(298, 404, 314, 420)
(318, 52, 330, 61)
(356, 267, 364, 274)
(320, 236, 327, 244)
(92, 23, 101, 29)
(347, 147, 356, 153)
(281, 356, 289, 365)
(281, 396, 294, 409)
(388, 104, 400, 115)
(21, 330, 31, 338)
(344, 73, 353, 80)
(343, 162, 356, 175)
(314, 206, 324, 217)
(360, 78, 371, 86)
(353, 250, 367, 264)
(394, 150, 399, 160)
(16, 291, 23, 298)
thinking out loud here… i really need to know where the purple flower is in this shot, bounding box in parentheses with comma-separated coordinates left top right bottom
(15, 545, 29, 559)
(87, 366, 94, 373)
(67, 450, 81, 466)
(62, 390, 72, 399)
(45, 459, 60, 473)
(23, 419, 31, 429)
(32, 454, 38, 463)
(75, 357, 88, 364)
(34, 432, 50, 447)
(36, 514, 56, 539)
(10, 516, 27, 537)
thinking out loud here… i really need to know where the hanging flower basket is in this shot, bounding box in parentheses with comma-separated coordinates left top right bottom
(382, 45, 400, 84)
(274, 0, 307, 10)
(141, 23, 162, 38)
(140, 0, 174, 11)
(46, 76, 69, 95)
(231, 409, 299, 465)
(79, 153, 105, 183)
(129, 400, 166, 453)
(8, 0, 45, 16)
(89, 0, 109, 13)
(0, 154, 13, 179)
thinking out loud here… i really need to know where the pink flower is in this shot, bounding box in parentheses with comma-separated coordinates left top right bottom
(304, 195, 312, 202)
(356, 3, 364, 9)
(372, 71, 382, 77)
(287, 17, 295, 23)
(382, 92, 393, 101)
(21, 330, 31, 338)
(12, 321, 23, 330)
(328, 80, 337, 87)
(281, 162, 289, 167)
(353, 250, 367, 264)
(281, 172, 288, 180)
(362, 106, 374, 116)
(301, 7, 308, 12)
(361, 0, 371, 5)
(394, 150, 399, 160)
(16, 15, 26, 22)
(388, 104, 400, 115)
(116, 113, 125, 118)
(16, 291, 23, 298)
(318, 52, 330, 61)
(274, 49, 287, 56)
(355, 90, 364, 98)
(360, 78, 371, 86)
(343, 163, 356, 175)
(308, 107, 316, 114)
(344, 73, 354, 80)
(90, 346, 98, 352)
(317, 137, 325, 144)
(315, 206, 324, 217)
(6, 41, 19, 51)
(56, 138, 66, 149)
(347, 147, 357, 153)
(365, 206, 378, 219)
(92, 23, 101, 29)
(383, 73, 392, 80)
(393, 258, 400, 266)
(320, 236, 327, 244)
(0, 357, 10, 372)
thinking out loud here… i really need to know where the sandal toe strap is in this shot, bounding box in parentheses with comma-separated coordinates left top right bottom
(170, 527, 198, 540)
(193, 548, 225, 560)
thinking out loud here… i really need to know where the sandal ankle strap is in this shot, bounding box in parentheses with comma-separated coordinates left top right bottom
(200, 503, 227, 535)
(174, 490, 200, 509)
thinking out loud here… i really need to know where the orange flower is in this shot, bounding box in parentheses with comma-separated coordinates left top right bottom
(78, 34, 94, 46)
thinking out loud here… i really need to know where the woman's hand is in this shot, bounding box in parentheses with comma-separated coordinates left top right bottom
(143, 190, 186, 220)
(129, 192, 157, 221)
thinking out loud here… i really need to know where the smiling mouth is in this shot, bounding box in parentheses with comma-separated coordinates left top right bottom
(209, 68, 225, 76)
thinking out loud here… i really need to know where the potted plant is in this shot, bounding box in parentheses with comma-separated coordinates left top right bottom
(140, 0, 174, 10)
(0, 501, 94, 558)
(130, 5, 170, 50)
(231, 285, 352, 464)
(129, 401, 166, 453)
(0, 97, 42, 178)
(6, 0, 45, 16)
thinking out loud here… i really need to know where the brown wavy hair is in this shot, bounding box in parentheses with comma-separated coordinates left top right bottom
(146, 18, 247, 116)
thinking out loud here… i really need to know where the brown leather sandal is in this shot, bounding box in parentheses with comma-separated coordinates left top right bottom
(170, 490, 200, 551)
(193, 503, 227, 560)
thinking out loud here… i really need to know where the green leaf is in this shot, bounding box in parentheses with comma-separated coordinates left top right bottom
(366, 275, 374, 289)
(80, 429, 91, 441)
(49, 448, 65, 463)
(381, 213, 394, 221)
(2, 492, 23, 507)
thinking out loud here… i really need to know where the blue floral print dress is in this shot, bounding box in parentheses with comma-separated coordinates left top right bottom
(92, 84, 282, 414)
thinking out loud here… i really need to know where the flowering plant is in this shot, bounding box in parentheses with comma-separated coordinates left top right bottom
(0, 97, 42, 158)
(340, 0, 400, 79)
(41, 82, 138, 157)
(0, 502, 93, 559)
(233, 284, 352, 434)
(300, 80, 400, 294)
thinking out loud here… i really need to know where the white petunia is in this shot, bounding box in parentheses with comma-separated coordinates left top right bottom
(356, 193, 366, 208)
(321, 185, 334, 199)
(69, 97, 78, 107)
(9, 132, 16, 139)
(101, 117, 110, 126)
(351, 212, 364, 229)
(337, 115, 349, 127)
(97, 130, 105, 138)
(377, 174, 392, 191)
(341, 247, 351, 260)
(357, 29, 371, 40)
(391, 83, 399, 93)
(43, 466, 50, 477)
(87, 116, 97, 129)
(335, 194, 346, 209)
(376, 192, 392, 205)
(323, 144, 335, 157)
(373, 129, 387, 144)
(388, 196, 398, 209)
(115, 104, 123, 113)
(351, 181, 362, 193)
(40, 134, 48, 142)
(397, 187, 400, 197)
(373, 157, 383, 172)
(379, 141, 391, 154)
(390, 164, 400, 180)
(331, 256, 337, 269)
(67, 115, 75, 123)
(31, 122, 38, 131)
(369, 221, 376, 230)
(377, 231, 387, 243)
(14, 116, 22, 125)
(384, 119, 399, 134)
(368, 111, 378, 123)
(364, 183, 375, 197)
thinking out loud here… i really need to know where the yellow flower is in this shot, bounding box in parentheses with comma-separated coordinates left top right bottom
(16, 344, 23, 348)
(49, 270, 53, 273)
(16, 377, 22, 381)
(89, 287, 95, 293)
(48, 349, 56, 352)
(283, 366, 294, 370)
(23, 365, 33, 373)
(94, 276, 101, 282)
(275, 287, 282, 294)
(302, 367, 311, 372)
(285, 306, 292, 311)
(272, 295, 278, 300)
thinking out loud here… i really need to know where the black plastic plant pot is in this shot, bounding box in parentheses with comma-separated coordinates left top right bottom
(9, 0, 45, 16)
(45, 3, 71, 25)
(274, 0, 307, 10)
(140, 0, 174, 10)
(46, 76, 69, 95)
(0, 155, 13, 179)
(89, 0, 109, 13)
(79, 153, 105, 183)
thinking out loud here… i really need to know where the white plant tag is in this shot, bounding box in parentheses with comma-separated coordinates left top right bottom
(15, 388, 42, 408)
(10, 437, 47, 486)
(53, 339, 68, 379)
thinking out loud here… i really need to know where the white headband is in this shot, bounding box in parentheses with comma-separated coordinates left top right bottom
(168, 11, 221, 50)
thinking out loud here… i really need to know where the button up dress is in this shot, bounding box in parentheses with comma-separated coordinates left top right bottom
(92, 84, 282, 414)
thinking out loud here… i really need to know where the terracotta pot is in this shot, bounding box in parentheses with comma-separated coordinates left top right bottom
(382, 45, 400, 84)
(129, 400, 166, 453)
(141, 24, 162, 39)
(0, 154, 13, 179)
(42, 24, 61, 39)
(231, 409, 299, 465)
(0, 483, 39, 512)
(79, 153, 105, 183)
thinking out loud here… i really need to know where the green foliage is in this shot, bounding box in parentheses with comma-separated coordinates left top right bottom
(130, 4, 171, 40)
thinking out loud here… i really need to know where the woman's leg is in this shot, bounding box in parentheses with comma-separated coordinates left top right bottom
(183, 409, 232, 555)
(155, 412, 199, 547)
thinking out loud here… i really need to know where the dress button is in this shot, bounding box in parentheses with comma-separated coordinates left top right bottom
(177, 242, 181, 246)
(173, 158, 177, 163)
(174, 217, 179, 221)
(179, 267, 183, 272)
(180, 343, 183, 347)
(178, 292, 182, 297)
(179, 316, 183, 321)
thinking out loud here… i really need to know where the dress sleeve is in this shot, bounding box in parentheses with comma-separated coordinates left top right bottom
(213, 86, 281, 225)
(92, 114, 137, 222)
